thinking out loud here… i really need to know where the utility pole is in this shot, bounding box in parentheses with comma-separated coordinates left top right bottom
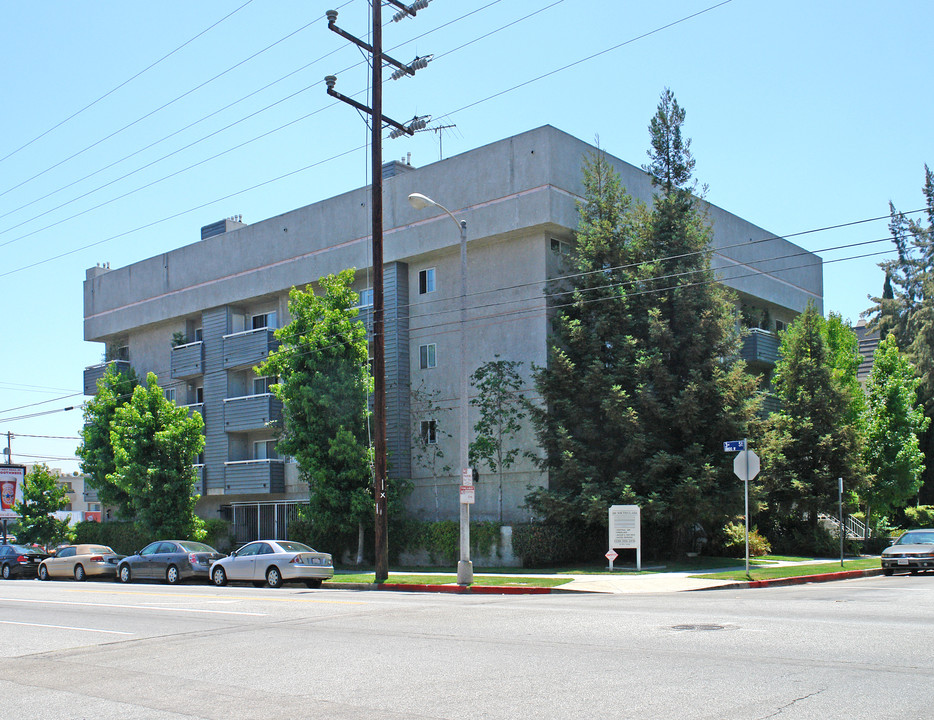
(325, 2, 433, 583)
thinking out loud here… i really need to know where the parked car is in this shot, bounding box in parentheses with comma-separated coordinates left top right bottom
(38, 544, 123, 581)
(0, 543, 50, 579)
(881, 529, 934, 576)
(210, 540, 333, 588)
(117, 540, 226, 584)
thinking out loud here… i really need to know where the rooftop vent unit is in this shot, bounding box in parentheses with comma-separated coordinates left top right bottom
(201, 215, 246, 240)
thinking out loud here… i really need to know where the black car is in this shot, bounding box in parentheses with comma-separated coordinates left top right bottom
(0, 543, 50, 579)
(117, 540, 225, 584)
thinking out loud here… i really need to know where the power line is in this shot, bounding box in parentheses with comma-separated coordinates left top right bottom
(0, 0, 257, 167)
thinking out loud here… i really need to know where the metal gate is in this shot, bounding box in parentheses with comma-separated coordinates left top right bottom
(222, 501, 306, 544)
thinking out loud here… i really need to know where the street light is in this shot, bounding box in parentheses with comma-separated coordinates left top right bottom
(407, 192, 472, 586)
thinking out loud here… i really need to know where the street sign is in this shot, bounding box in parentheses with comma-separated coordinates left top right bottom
(459, 485, 475, 504)
(723, 440, 745, 453)
(733, 450, 760, 481)
(461, 467, 473, 486)
(605, 550, 618, 562)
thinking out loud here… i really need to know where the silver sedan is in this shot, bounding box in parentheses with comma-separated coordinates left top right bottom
(210, 540, 333, 588)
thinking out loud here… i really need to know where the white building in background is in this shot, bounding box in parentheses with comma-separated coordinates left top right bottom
(83, 126, 822, 540)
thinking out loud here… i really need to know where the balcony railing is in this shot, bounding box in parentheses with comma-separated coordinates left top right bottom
(180, 403, 204, 421)
(222, 328, 278, 370)
(740, 328, 780, 366)
(192, 464, 205, 496)
(171, 341, 204, 379)
(223, 394, 282, 433)
(84, 360, 132, 395)
(223, 459, 285, 494)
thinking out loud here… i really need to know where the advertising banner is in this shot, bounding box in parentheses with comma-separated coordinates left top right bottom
(0, 465, 26, 520)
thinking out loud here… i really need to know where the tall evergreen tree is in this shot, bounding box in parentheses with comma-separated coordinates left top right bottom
(759, 303, 865, 535)
(861, 334, 929, 527)
(530, 90, 758, 554)
(866, 165, 934, 500)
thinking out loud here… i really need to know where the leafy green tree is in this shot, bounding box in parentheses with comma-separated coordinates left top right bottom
(14, 464, 73, 548)
(759, 303, 865, 535)
(861, 334, 930, 527)
(410, 379, 453, 521)
(109, 372, 205, 539)
(469, 357, 528, 523)
(76, 363, 138, 518)
(529, 90, 759, 555)
(257, 269, 373, 558)
(867, 166, 934, 500)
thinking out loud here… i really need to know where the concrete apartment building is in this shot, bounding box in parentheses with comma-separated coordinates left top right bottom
(82, 126, 822, 539)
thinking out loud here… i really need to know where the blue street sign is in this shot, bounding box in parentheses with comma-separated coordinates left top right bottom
(723, 440, 745, 453)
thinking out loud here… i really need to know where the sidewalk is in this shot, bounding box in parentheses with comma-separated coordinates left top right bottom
(327, 559, 882, 595)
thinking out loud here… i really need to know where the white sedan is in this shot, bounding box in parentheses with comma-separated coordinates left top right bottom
(210, 540, 333, 588)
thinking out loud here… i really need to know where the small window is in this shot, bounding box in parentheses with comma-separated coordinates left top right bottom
(252, 311, 276, 330)
(418, 268, 436, 295)
(357, 288, 373, 309)
(194, 327, 204, 342)
(420, 420, 437, 445)
(550, 238, 571, 255)
(419, 344, 437, 369)
(195, 386, 204, 404)
(164, 388, 176, 403)
(253, 376, 275, 394)
(254, 440, 278, 460)
(775, 320, 787, 334)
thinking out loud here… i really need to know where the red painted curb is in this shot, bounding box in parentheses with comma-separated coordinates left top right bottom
(702, 567, 883, 591)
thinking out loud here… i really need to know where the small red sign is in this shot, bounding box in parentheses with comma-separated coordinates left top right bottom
(605, 550, 619, 562)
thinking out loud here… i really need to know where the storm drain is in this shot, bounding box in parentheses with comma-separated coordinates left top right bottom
(670, 624, 727, 632)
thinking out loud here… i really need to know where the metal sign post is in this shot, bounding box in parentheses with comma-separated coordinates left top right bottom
(728, 439, 760, 576)
(839, 477, 844, 567)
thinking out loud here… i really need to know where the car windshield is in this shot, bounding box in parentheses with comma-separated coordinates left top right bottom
(177, 541, 215, 553)
(897, 532, 934, 545)
(276, 541, 313, 553)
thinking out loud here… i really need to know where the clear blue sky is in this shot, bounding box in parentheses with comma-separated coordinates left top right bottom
(1, 0, 932, 471)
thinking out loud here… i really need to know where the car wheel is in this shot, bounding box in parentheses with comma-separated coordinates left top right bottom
(38, 564, 49, 581)
(74, 564, 86, 582)
(305, 579, 323, 589)
(166, 565, 181, 585)
(266, 566, 282, 588)
(1, 564, 11, 580)
(118, 565, 132, 584)
(882, 568, 894, 576)
(212, 566, 227, 587)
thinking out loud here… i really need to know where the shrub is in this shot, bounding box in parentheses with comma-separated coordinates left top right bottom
(201, 518, 232, 551)
(511, 523, 582, 568)
(74, 520, 153, 555)
(903, 505, 934, 528)
(719, 521, 771, 557)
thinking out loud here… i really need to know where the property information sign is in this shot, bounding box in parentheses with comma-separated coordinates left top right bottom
(0, 465, 26, 520)
(608, 504, 641, 570)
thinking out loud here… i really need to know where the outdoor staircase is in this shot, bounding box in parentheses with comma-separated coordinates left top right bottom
(818, 513, 870, 540)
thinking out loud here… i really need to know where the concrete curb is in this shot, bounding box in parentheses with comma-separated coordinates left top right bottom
(696, 567, 884, 591)
(324, 581, 563, 595)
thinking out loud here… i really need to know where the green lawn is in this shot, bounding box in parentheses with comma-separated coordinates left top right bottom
(327, 573, 571, 588)
(693, 557, 879, 581)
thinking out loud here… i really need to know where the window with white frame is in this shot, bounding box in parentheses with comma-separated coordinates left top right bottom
(253, 440, 278, 460)
(356, 288, 373, 309)
(253, 375, 275, 394)
(251, 311, 277, 330)
(419, 343, 437, 369)
(420, 420, 437, 445)
(550, 238, 571, 255)
(194, 327, 203, 341)
(418, 268, 436, 295)
(775, 320, 787, 334)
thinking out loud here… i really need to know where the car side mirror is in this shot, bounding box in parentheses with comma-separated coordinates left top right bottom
(229, 550, 237, 558)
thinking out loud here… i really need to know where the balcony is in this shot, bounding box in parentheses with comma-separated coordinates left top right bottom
(223, 394, 282, 433)
(180, 403, 204, 421)
(740, 328, 780, 367)
(171, 341, 204, 379)
(224, 460, 285, 494)
(84, 360, 131, 395)
(223, 328, 278, 370)
(758, 392, 780, 417)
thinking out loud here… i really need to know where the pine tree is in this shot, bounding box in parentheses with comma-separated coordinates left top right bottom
(861, 334, 929, 527)
(530, 91, 758, 554)
(866, 165, 934, 500)
(759, 303, 864, 536)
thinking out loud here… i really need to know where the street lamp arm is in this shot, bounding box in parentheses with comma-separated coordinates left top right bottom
(408, 193, 465, 233)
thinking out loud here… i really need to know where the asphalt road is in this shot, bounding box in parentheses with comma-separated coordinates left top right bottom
(0, 575, 931, 719)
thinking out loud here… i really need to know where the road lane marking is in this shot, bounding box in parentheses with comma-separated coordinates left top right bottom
(0, 620, 132, 635)
(0, 597, 266, 616)
(61, 587, 365, 605)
